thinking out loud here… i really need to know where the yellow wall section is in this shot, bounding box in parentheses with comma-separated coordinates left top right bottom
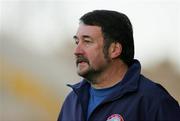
(1, 59, 61, 120)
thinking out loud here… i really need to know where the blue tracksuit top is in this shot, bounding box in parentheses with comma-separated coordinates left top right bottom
(58, 59, 180, 121)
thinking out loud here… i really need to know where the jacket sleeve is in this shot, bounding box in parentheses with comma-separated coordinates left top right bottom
(57, 92, 72, 121)
(156, 97, 180, 120)
(57, 100, 65, 121)
(57, 91, 83, 121)
(57, 110, 63, 121)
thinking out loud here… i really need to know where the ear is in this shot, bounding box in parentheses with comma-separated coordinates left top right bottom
(109, 42, 122, 59)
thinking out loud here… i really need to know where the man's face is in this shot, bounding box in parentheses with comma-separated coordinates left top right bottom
(73, 24, 110, 80)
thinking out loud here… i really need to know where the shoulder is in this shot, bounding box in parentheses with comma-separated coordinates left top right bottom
(138, 75, 180, 119)
(65, 90, 77, 102)
(137, 75, 179, 109)
(138, 75, 174, 100)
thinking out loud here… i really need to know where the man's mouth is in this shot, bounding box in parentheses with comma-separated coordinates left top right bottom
(76, 60, 88, 65)
(76, 56, 89, 65)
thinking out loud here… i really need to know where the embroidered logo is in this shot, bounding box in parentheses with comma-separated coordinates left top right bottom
(107, 114, 124, 121)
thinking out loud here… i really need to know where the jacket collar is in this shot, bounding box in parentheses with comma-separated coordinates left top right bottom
(107, 59, 141, 101)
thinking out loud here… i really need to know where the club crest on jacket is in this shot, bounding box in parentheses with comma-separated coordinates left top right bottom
(107, 114, 124, 121)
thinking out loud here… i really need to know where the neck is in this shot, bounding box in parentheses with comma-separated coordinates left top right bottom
(91, 60, 128, 89)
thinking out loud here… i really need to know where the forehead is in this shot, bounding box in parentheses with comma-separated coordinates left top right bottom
(76, 24, 103, 38)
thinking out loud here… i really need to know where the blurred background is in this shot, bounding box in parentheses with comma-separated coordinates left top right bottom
(0, 0, 180, 120)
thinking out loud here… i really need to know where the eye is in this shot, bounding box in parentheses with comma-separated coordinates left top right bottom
(84, 40, 91, 43)
(83, 38, 92, 43)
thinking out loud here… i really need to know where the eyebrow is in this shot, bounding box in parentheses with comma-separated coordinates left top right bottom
(73, 35, 92, 40)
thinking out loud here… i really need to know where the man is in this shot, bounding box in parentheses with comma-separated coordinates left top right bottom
(58, 10, 180, 121)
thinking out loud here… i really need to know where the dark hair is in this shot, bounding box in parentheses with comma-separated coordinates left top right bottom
(80, 10, 134, 66)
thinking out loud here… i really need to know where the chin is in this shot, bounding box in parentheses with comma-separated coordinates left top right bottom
(77, 70, 87, 77)
(78, 73, 95, 83)
(77, 68, 96, 80)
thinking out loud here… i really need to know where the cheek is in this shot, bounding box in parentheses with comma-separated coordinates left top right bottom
(85, 44, 105, 66)
(89, 50, 106, 66)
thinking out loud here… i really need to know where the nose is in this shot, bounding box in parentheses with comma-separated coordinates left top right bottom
(74, 41, 84, 56)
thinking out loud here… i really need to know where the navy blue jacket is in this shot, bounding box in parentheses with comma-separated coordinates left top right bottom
(58, 60, 180, 121)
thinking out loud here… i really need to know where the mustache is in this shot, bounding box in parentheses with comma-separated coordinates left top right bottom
(76, 55, 89, 65)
